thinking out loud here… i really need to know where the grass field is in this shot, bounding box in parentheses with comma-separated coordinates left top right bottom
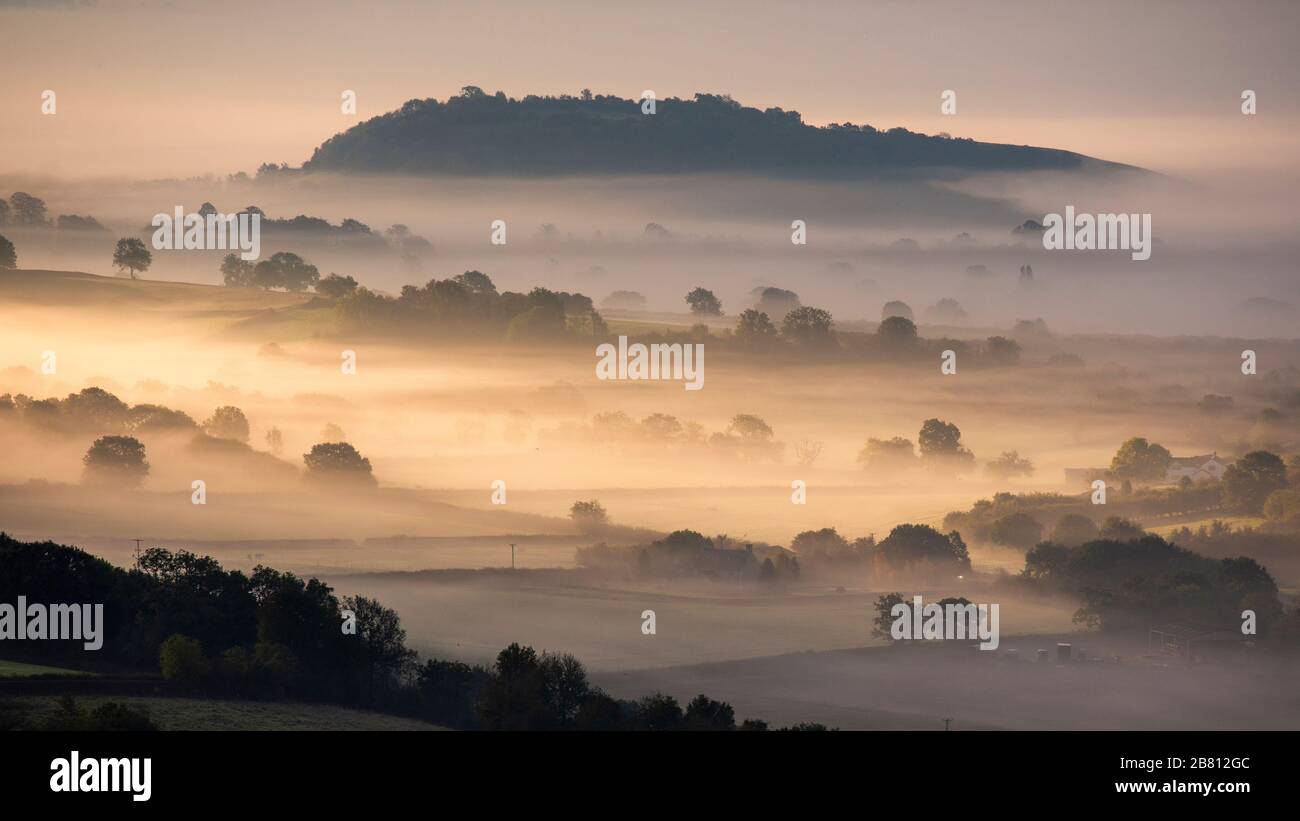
(10, 695, 448, 731)
(1146, 515, 1267, 536)
(0, 660, 93, 678)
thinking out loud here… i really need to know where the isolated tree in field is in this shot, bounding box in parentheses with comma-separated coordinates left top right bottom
(82, 435, 149, 486)
(112, 237, 152, 278)
(1108, 437, 1172, 481)
(315, 273, 359, 298)
(917, 418, 974, 469)
(781, 306, 835, 347)
(735, 309, 778, 350)
(220, 253, 255, 287)
(303, 442, 376, 486)
(0, 234, 16, 269)
(1223, 450, 1287, 513)
(265, 427, 283, 456)
(8, 192, 48, 225)
(203, 406, 250, 442)
(570, 499, 609, 532)
(254, 251, 319, 291)
(685, 287, 723, 316)
(985, 450, 1034, 479)
(989, 512, 1044, 549)
(877, 315, 918, 346)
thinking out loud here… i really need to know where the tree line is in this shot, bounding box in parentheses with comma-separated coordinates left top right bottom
(0, 534, 827, 731)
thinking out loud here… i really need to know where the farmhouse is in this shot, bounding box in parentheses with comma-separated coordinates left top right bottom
(1164, 453, 1228, 483)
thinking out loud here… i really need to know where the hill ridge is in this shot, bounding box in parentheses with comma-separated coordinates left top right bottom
(299, 87, 1144, 178)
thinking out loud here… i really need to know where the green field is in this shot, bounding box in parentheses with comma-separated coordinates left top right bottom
(10, 695, 448, 731)
(0, 659, 93, 678)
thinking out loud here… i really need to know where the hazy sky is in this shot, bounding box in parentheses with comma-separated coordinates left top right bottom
(1, 0, 1297, 178)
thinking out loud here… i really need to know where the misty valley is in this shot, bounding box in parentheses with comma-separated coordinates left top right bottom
(0, 48, 1298, 752)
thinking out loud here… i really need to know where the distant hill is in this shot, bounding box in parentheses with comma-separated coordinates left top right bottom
(300, 87, 1143, 178)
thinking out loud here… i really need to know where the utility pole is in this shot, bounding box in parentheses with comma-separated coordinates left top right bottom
(510, 542, 516, 570)
(133, 538, 143, 568)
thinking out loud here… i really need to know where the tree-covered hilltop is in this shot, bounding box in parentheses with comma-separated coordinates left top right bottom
(300, 86, 1139, 177)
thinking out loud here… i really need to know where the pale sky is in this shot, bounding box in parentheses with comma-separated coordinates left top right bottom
(1, 0, 1297, 178)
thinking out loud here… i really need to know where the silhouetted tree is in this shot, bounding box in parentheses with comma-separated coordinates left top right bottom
(636, 693, 683, 731)
(254, 251, 319, 291)
(1109, 437, 1172, 481)
(340, 595, 417, 702)
(82, 435, 149, 486)
(878, 315, 918, 346)
(570, 499, 609, 532)
(220, 253, 255, 286)
(454, 269, 497, 294)
(876, 524, 971, 573)
(1223, 451, 1287, 513)
(986, 450, 1034, 479)
(735, 309, 778, 350)
(303, 442, 376, 486)
(781, 306, 835, 348)
(112, 238, 152, 278)
(316, 273, 359, 298)
(203, 406, 250, 442)
(684, 694, 736, 730)
(8, 192, 48, 225)
(918, 418, 974, 470)
(685, 287, 723, 316)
